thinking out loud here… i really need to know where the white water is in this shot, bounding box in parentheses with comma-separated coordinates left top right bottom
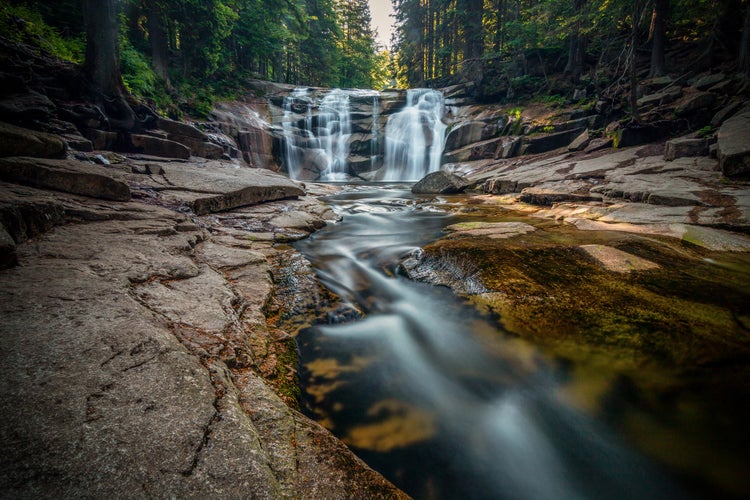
(281, 88, 446, 182)
(295, 187, 685, 499)
(382, 89, 447, 181)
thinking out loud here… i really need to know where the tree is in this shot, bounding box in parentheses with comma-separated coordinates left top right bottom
(81, 0, 136, 129)
(649, 0, 668, 77)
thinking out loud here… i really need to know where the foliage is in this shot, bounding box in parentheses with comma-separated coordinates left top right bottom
(0, 3, 83, 62)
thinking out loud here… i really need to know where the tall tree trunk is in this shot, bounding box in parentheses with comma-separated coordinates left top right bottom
(740, 0, 750, 79)
(630, 0, 643, 124)
(564, 0, 584, 78)
(82, 0, 135, 130)
(465, 0, 484, 60)
(147, 1, 172, 89)
(649, 0, 668, 77)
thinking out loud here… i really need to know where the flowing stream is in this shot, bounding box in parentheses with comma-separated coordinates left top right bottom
(294, 186, 685, 499)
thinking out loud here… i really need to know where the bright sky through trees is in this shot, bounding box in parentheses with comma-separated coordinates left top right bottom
(368, 0, 395, 49)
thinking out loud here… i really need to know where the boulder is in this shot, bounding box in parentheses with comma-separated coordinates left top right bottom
(692, 73, 725, 91)
(664, 137, 708, 161)
(568, 129, 591, 152)
(675, 91, 717, 116)
(0, 91, 56, 124)
(717, 111, 750, 177)
(584, 137, 613, 153)
(498, 136, 522, 158)
(128, 134, 191, 159)
(84, 129, 118, 150)
(0, 157, 131, 201)
(0, 222, 16, 269)
(412, 170, 471, 194)
(616, 123, 670, 147)
(711, 101, 743, 127)
(155, 117, 207, 140)
(0, 121, 67, 158)
(444, 121, 491, 151)
(522, 127, 584, 155)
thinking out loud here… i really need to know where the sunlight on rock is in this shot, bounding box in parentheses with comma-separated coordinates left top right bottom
(578, 244, 660, 273)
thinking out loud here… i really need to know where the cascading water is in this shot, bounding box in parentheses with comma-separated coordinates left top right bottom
(370, 95, 381, 171)
(281, 88, 354, 181)
(382, 89, 447, 182)
(317, 89, 351, 179)
(281, 88, 314, 180)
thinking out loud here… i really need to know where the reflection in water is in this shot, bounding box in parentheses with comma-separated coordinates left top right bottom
(295, 186, 684, 499)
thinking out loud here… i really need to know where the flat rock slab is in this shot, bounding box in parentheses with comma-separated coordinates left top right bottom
(0, 156, 130, 201)
(579, 244, 660, 273)
(445, 221, 537, 239)
(152, 162, 305, 214)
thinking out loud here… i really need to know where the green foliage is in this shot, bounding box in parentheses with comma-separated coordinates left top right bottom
(0, 3, 83, 62)
(696, 125, 716, 137)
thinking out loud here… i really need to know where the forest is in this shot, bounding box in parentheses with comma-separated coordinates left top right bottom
(2, 0, 749, 117)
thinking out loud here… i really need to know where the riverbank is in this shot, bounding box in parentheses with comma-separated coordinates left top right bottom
(0, 154, 408, 497)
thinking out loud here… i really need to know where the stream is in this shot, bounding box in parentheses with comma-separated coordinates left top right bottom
(294, 185, 687, 499)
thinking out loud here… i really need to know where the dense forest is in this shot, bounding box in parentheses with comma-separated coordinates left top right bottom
(2, 0, 749, 115)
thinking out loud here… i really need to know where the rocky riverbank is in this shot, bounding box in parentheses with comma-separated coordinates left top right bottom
(0, 153, 407, 498)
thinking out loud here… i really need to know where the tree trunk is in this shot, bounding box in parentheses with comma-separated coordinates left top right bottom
(630, 0, 642, 124)
(564, 0, 585, 78)
(147, 1, 172, 89)
(649, 0, 668, 77)
(465, 0, 484, 60)
(740, 1, 750, 78)
(82, 0, 135, 130)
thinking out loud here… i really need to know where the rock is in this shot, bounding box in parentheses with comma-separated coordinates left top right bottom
(62, 133, 94, 152)
(711, 101, 743, 127)
(483, 178, 519, 194)
(0, 208, 406, 499)
(412, 170, 471, 194)
(572, 88, 587, 101)
(692, 73, 725, 91)
(568, 129, 591, 152)
(717, 111, 750, 177)
(641, 76, 673, 90)
(0, 222, 16, 269)
(155, 117, 207, 140)
(616, 123, 671, 147)
(584, 137, 613, 153)
(664, 137, 708, 161)
(675, 91, 717, 116)
(128, 134, 192, 159)
(498, 136, 522, 158)
(522, 127, 584, 155)
(84, 129, 118, 150)
(0, 91, 56, 124)
(0, 121, 67, 158)
(445, 221, 537, 239)
(237, 125, 274, 168)
(637, 87, 682, 108)
(519, 183, 603, 205)
(0, 157, 131, 201)
(444, 121, 492, 151)
(578, 245, 660, 273)
(154, 161, 305, 214)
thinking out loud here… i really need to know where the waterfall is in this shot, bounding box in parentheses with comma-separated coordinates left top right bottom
(382, 89, 447, 182)
(281, 88, 353, 181)
(370, 95, 381, 171)
(281, 88, 314, 180)
(279, 87, 445, 182)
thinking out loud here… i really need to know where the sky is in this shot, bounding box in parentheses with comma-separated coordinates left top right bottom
(368, 0, 395, 50)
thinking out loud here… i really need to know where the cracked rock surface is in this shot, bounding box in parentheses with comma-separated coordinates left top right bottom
(0, 156, 406, 498)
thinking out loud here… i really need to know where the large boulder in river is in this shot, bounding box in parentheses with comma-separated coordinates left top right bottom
(412, 170, 471, 194)
(0, 121, 67, 158)
(717, 111, 750, 178)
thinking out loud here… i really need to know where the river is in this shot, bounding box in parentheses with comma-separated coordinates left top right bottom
(293, 185, 688, 499)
